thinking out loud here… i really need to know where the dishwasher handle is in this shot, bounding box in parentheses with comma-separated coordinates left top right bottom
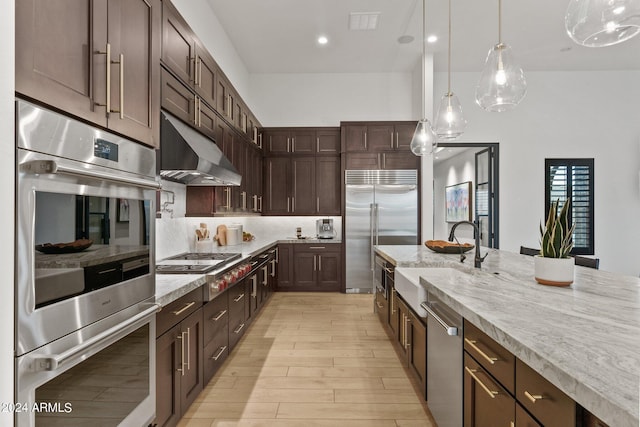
(421, 302, 458, 336)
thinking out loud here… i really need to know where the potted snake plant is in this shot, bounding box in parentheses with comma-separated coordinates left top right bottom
(534, 199, 575, 286)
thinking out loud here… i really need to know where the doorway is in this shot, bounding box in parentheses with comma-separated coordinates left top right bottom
(433, 142, 499, 248)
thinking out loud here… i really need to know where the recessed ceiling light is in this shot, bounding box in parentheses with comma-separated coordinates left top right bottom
(398, 35, 415, 44)
(317, 35, 328, 45)
(349, 12, 380, 31)
(427, 35, 438, 43)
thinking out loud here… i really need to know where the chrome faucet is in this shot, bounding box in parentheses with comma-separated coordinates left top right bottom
(448, 221, 487, 268)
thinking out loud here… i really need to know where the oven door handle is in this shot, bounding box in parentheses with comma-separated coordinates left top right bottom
(33, 303, 160, 372)
(20, 159, 162, 190)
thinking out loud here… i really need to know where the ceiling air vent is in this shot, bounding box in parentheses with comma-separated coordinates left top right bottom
(349, 12, 380, 31)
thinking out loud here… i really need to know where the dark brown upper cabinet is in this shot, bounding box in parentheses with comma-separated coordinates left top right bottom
(16, 0, 161, 148)
(263, 128, 339, 155)
(342, 121, 418, 153)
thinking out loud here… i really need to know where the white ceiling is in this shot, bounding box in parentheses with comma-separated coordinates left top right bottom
(207, 0, 640, 74)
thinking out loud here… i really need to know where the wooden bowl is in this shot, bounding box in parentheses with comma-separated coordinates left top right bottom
(425, 239, 474, 254)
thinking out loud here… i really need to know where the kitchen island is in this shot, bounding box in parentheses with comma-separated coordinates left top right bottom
(375, 245, 640, 427)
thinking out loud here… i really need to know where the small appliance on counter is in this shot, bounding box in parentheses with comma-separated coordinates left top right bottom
(316, 218, 335, 239)
(226, 224, 243, 246)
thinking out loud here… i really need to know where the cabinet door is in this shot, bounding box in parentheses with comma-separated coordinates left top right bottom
(197, 99, 217, 141)
(316, 156, 341, 215)
(464, 353, 515, 427)
(397, 299, 410, 361)
(161, 68, 195, 126)
(185, 187, 215, 217)
(290, 130, 316, 154)
(194, 45, 217, 109)
(180, 309, 204, 415)
(367, 125, 395, 151)
(16, 0, 108, 127)
(161, 0, 195, 85)
(216, 74, 231, 118)
(214, 121, 235, 213)
(345, 153, 380, 170)
(293, 251, 316, 289)
(264, 157, 291, 214)
(276, 245, 293, 289)
(394, 123, 416, 150)
(156, 324, 181, 427)
(344, 125, 368, 151)
(232, 142, 247, 210)
(381, 152, 419, 170)
(316, 129, 341, 154)
(316, 251, 341, 291)
(228, 283, 247, 350)
(375, 287, 389, 325)
(292, 157, 316, 214)
(265, 130, 291, 154)
(108, 0, 160, 147)
(408, 310, 427, 398)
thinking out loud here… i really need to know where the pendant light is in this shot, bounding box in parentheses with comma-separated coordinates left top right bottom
(475, 0, 527, 112)
(411, 0, 438, 156)
(565, 0, 640, 47)
(435, 0, 466, 139)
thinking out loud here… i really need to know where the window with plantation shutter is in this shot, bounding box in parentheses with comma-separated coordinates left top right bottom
(545, 159, 594, 255)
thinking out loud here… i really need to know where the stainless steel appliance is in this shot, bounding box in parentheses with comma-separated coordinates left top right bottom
(316, 218, 335, 239)
(345, 170, 418, 293)
(421, 291, 463, 427)
(15, 100, 160, 426)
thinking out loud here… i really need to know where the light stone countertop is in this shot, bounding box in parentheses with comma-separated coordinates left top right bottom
(374, 245, 640, 427)
(155, 238, 342, 306)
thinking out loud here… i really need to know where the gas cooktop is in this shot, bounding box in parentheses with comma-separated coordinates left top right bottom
(156, 252, 242, 274)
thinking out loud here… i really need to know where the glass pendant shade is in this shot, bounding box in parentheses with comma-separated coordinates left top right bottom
(565, 0, 640, 47)
(410, 119, 438, 156)
(475, 43, 527, 112)
(435, 92, 466, 140)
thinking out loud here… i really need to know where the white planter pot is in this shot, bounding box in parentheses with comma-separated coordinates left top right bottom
(534, 256, 574, 286)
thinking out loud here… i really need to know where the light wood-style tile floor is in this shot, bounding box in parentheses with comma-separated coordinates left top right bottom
(178, 292, 436, 427)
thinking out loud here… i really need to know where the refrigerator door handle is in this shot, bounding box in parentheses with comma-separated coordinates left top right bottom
(370, 203, 375, 271)
(374, 203, 379, 245)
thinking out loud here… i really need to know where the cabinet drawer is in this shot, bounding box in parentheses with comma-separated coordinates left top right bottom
(516, 358, 575, 427)
(463, 353, 515, 427)
(157, 287, 203, 337)
(203, 295, 228, 345)
(294, 243, 341, 254)
(464, 320, 515, 394)
(228, 282, 247, 315)
(203, 328, 229, 383)
(516, 402, 541, 427)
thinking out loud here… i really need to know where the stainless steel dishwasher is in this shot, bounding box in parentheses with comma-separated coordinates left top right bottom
(421, 290, 463, 427)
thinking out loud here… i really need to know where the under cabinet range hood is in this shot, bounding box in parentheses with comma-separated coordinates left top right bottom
(159, 111, 241, 186)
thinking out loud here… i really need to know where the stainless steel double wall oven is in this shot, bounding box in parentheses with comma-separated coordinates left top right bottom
(15, 100, 161, 426)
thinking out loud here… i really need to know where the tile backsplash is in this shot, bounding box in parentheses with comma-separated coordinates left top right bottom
(155, 178, 341, 260)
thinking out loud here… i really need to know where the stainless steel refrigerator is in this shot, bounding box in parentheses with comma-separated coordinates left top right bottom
(345, 170, 418, 293)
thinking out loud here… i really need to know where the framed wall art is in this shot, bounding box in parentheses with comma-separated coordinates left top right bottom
(445, 181, 472, 222)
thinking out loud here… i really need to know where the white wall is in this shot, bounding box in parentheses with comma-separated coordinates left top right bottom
(249, 72, 418, 127)
(1, 1, 14, 424)
(434, 70, 640, 276)
(434, 148, 478, 241)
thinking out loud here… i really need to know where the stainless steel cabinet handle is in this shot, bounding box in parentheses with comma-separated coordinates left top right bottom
(287, 137, 290, 153)
(364, 131, 367, 149)
(258, 196, 263, 212)
(464, 338, 498, 365)
(177, 331, 186, 375)
(317, 197, 320, 213)
(113, 53, 124, 119)
(318, 255, 322, 271)
(211, 345, 227, 361)
(316, 137, 320, 152)
(420, 302, 458, 336)
(172, 301, 196, 316)
(390, 132, 394, 149)
(382, 153, 386, 169)
(292, 137, 295, 152)
(262, 266, 268, 285)
(395, 132, 399, 148)
(376, 301, 384, 309)
(233, 323, 245, 334)
(313, 255, 317, 271)
(211, 310, 227, 322)
(524, 391, 544, 403)
(185, 327, 191, 371)
(369, 203, 375, 271)
(198, 57, 202, 87)
(251, 276, 257, 297)
(98, 268, 118, 275)
(95, 43, 111, 113)
(390, 289, 396, 314)
(234, 293, 245, 302)
(241, 191, 247, 210)
(270, 259, 276, 277)
(309, 246, 325, 249)
(194, 96, 199, 125)
(292, 197, 295, 212)
(253, 195, 258, 212)
(404, 316, 411, 349)
(465, 366, 499, 398)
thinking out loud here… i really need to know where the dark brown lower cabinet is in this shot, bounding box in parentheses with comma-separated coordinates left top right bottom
(155, 308, 204, 427)
(516, 403, 541, 427)
(464, 352, 515, 427)
(394, 294, 426, 398)
(228, 281, 247, 351)
(202, 295, 229, 384)
(276, 244, 293, 290)
(285, 244, 341, 291)
(374, 285, 389, 325)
